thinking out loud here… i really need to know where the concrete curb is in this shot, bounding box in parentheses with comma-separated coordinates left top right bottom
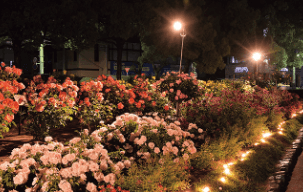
(268, 127, 303, 192)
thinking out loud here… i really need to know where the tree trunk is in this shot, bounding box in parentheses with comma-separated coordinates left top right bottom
(12, 39, 22, 69)
(116, 39, 125, 80)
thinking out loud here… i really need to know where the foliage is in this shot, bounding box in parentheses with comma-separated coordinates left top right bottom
(189, 143, 213, 171)
(153, 71, 199, 105)
(77, 74, 173, 128)
(207, 133, 244, 161)
(116, 156, 190, 192)
(0, 62, 24, 138)
(23, 75, 78, 140)
(0, 113, 202, 192)
(283, 117, 303, 143)
(77, 77, 114, 130)
(182, 79, 301, 139)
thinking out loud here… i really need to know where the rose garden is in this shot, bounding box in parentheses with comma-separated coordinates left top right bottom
(0, 62, 303, 192)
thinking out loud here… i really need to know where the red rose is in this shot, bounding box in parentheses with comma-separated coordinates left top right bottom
(118, 102, 124, 109)
(152, 101, 156, 106)
(128, 97, 135, 104)
(164, 105, 169, 111)
(136, 102, 141, 108)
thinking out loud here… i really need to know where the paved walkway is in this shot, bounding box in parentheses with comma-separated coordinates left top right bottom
(285, 150, 303, 192)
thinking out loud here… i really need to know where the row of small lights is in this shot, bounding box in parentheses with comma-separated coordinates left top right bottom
(199, 110, 303, 192)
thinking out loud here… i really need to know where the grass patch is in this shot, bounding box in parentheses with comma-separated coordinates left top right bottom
(191, 113, 303, 192)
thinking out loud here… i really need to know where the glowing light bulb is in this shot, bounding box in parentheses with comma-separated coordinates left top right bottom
(262, 132, 271, 138)
(278, 131, 283, 135)
(174, 22, 182, 30)
(202, 186, 210, 192)
(261, 139, 266, 143)
(224, 168, 230, 175)
(252, 52, 261, 61)
(254, 143, 259, 146)
(220, 177, 226, 183)
(242, 153, 247, 158)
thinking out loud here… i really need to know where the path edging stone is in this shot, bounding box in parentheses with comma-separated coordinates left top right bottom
(267, 128, 303, 192)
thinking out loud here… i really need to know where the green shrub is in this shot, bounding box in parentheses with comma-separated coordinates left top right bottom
(234, 137, 284, 183)
(116, 156, 190, 192)
(208, 133, 244, 161)
(284, 117, 303, 143)
(190, 143, 214, 171)
(266, 112, 285, 132)
(242, 116, 268, 146)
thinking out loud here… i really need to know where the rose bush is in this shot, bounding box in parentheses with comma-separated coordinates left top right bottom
(77, 74, 173, 132)
(181, 80, 301, 139)
(23, 76, 78, 140)
(0, 62, 25, 138)
(0, 113, 202, 191)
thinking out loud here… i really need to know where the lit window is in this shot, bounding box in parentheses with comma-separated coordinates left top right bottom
(235, 67, 248, 73)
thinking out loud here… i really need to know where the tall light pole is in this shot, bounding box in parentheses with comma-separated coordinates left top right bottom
(252, 52, 261, 79)
(174, 21, 186, 74)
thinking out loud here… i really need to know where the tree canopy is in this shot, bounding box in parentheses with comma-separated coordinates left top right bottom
(0, 0, 98, 69)
(138, 0, 260, 74)
(249, 0, 303, 69)
(1, 0, 303, 77)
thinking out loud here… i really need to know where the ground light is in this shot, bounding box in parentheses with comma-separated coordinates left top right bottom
(201, 186, 210, 192)
(205, 115, 299, 191)
(219, 177, 226, 183)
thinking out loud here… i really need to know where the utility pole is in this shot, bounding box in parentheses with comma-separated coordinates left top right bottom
(39, 43, 44, 74)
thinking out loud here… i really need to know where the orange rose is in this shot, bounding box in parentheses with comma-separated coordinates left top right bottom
(136, 102, 141, 108)
(118, 102, 124, 109)
(128, 98, 135, 104)
(4, 114, 14, 123)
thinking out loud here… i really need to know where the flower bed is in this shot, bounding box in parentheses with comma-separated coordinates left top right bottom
(0, 66, 303, 191)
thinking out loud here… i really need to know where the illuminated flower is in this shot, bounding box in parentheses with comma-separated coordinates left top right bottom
(118, 102, 124, 109)
(4, 114, 14, 123)
(164, 105, 169, 111)
(128, 97, 135, 104)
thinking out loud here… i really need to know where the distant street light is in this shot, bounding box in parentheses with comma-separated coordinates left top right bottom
(252, 52, 261, 61)
(252, 52, 261, 77)
(174, 21, 186, 74)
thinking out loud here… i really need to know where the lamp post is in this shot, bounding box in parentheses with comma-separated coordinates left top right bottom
(174, 21, 186, 74)
(252, 52, 261, 79)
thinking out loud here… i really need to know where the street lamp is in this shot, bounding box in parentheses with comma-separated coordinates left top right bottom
(174, 21, 186, 74)
(252, 52, 261, 78)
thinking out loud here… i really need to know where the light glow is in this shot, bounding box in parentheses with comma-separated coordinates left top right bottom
(224, 168, 230, 175)
(261, 139, 266, 143)
(220, 177, 226, 183)
(254, 143, 259, 146)
(252, 52, 261, 61)
(201, 186, 210, 192)
(278, 131, 283, 135)
(174, 22, 182, 31)
(262, 132, 271, 138)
